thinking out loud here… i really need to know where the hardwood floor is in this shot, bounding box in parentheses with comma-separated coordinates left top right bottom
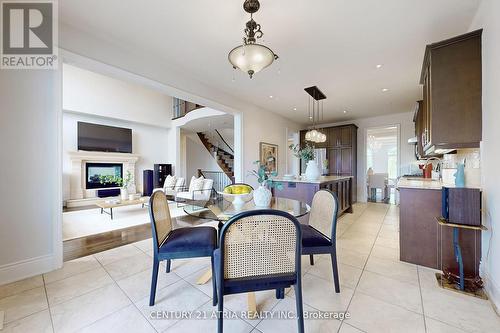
(63, 223, 151, 261)
(62, 214, 210, 261)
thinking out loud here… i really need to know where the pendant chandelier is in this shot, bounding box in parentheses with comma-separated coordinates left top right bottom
(304, 86, 327, 143)
(228, 0, 278, 78)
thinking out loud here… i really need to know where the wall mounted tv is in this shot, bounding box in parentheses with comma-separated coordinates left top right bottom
(78, 122, 132, 153)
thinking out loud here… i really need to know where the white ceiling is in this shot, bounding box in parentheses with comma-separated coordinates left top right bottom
(59, 0, 480, 125)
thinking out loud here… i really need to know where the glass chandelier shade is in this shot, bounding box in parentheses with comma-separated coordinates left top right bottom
(228, 43, 277, 79)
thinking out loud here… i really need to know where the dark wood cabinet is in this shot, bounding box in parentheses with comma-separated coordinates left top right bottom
(276, 177, 353, 216)
(341, 148, 352, 174)
(300, 124, 357, 201)
(399, 187, 481, 273)
(414, 101, 424, 159)
(420, 29, 482, 155)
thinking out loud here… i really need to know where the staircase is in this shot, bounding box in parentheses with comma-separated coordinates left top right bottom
(197, 132, 234, 179)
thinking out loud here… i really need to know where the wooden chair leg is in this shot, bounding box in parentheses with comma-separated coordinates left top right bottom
(309, 254, 315, 266)
(294, 282, 305, 333)
(330, 251, 340, 293)
(166, 259, 171, 273)
(211, 256, 218, 306)
(149, 259, 160, 306)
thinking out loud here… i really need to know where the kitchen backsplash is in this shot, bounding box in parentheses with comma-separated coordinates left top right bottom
(442, 148, 481, 187)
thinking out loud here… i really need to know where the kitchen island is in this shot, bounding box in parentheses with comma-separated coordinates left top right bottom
(397, 178, 481, 274)
(272, 176, 353, 215)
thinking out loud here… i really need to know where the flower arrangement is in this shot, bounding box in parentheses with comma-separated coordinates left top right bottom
(289, 143, 315, 163)
(248, 161, 283, 190)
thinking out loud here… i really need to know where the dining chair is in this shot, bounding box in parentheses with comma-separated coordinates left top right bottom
(301, 189, 340, 293)
(214, 209, 304, 333)
(148, 191, 218, 306)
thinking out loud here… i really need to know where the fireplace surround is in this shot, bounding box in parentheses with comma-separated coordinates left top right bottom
(67, 151, 140, 207)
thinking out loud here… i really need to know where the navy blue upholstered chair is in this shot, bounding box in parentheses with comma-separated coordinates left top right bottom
(148, 191, 218, 306)
(301, 189, 340, 293)
(214, 209, 304, 333)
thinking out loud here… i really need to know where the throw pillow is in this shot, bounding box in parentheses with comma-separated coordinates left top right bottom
(163, 175, 177, 190)
(189, 176, 205, 193)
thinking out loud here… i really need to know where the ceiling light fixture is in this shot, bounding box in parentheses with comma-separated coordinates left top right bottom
(228, 0, 278, 78)
(304, 86, 327, 143)
(376, 64, 383, 68)
(382, 88, 389, 92)
(269, 95, 273, 98)
(343, 110, 347, 114)
(293, 107, 297, 111)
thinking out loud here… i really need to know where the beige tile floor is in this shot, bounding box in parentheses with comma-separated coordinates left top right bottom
(1, 203, 499, 332)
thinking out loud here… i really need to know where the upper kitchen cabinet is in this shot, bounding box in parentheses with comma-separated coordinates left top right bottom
(420, 29, 482, 156)
(328, 126, 353, 148)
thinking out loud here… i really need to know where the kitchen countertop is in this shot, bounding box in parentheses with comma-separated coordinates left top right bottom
(274, 175, 353, 184)
(397, 178, 444, 190)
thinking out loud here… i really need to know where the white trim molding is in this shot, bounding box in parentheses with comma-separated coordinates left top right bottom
(0, 254, 55, 286)
(482, 266, 500, 314)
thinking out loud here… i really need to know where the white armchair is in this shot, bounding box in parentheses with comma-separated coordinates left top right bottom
(176, 176, 214, 201)
(153, 176, 186, 197)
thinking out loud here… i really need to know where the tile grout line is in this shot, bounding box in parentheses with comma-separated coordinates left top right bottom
(417, 266, 428, 332)
(337, 204, 389, 333)
(93, 253, 160, 332)
(41, 275, 56, 333)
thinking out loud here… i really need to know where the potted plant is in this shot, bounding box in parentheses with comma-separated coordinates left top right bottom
(289, 143, 320, 180)
(99, 170, 133, 200)
(248, 161, 283, 207)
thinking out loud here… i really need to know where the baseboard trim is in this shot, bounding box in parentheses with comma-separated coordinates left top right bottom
(0, 254, 56, 286)
(482, 269, 500, 314)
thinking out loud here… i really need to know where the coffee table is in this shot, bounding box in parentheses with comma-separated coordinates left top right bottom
(96, 197, 149, 220)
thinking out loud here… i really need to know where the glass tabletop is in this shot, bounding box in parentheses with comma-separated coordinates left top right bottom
(182, 195, 310, 222)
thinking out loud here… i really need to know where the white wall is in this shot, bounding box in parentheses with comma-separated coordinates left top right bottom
(469, 0, 500, 311)
(63, 64, 172, 127)
(316, 111, 417, 202)
(183, 132, 222, 180)
(0, 69, 61, 283)
(242, 111, 301, 188)
(62, 112, 172, 200)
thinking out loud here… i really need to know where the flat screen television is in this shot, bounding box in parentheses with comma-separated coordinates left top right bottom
(78, 122, 132, 153)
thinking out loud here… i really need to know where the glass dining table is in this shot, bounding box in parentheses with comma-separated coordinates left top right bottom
(182, 195, 310, 224)
(181, 194, 311, 316)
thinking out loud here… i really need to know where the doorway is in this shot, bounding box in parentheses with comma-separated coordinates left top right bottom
(365, 125, 399, 203)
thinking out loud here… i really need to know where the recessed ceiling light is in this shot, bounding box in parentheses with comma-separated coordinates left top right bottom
(376, 64, 383, 69)
(382, 88, 389, 92)
(343, 110, 347, 114)
(293, 107, 297, 111)
(309, 116, 313, 119)
(269, 95, 273, 98)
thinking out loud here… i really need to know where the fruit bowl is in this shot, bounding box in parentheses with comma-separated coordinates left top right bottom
(218, 185, 254, 206)
(218, 191, 254, 206)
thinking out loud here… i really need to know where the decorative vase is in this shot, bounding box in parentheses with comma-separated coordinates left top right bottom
(253, 185, 272, 207)
(454, 163, 465, 187)
(120, 188, 129, 200)
(305, 160, 320, 180)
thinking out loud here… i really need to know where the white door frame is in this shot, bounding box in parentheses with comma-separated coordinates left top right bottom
(364, 124, 401, 178)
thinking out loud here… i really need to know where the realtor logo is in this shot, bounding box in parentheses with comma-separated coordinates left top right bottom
(1, 1, 57, 69)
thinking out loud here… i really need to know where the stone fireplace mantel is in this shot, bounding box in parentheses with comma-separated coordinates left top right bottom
(69, 151, 140, 202)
